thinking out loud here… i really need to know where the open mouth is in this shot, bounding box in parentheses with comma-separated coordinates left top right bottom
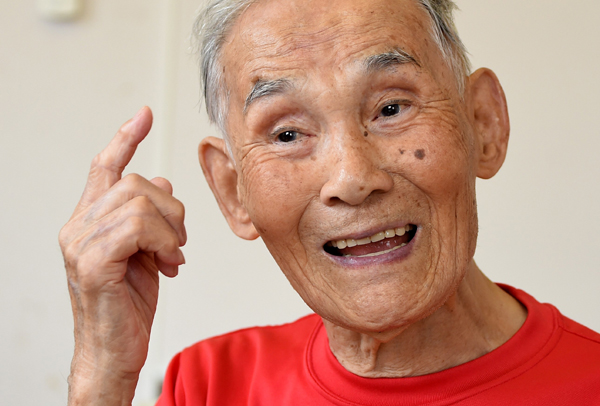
(324, 224, 417, 257)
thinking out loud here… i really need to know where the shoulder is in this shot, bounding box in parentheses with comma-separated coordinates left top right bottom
(501, 284, 600, 343)
(500, 284, 600, 370)
(559, 315, 600, 344)
(177, 313, 321, 369)
(157, 314, 321, 405)
(515, 285, 600, 380)
(554, 313, 600, 372)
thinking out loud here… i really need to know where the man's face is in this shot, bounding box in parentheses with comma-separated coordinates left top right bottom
(220, 0, 482, 334)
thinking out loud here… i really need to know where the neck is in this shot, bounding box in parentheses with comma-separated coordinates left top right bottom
(324, 262, 527, 378)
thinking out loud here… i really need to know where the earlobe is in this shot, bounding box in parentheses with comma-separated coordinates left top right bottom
(198, 137, 259, 240)
(468, 68, 510, 179)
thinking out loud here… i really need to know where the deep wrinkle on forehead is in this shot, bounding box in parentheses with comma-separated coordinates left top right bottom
(242, 46, 422, 116)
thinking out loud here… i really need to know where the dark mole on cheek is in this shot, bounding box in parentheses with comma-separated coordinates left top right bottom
(364, 131, 368, 137)
(399, 149, 405, 155)
(414, 149, 425, 160)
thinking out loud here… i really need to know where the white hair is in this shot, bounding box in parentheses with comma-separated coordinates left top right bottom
(192, 0, 472, 140)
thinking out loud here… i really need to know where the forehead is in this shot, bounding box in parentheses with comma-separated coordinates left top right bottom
(222, 0, 432, 75)
(220, 0, 447, 119)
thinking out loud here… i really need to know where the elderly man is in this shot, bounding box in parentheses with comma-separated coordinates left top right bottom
(59, 0, 600, 404)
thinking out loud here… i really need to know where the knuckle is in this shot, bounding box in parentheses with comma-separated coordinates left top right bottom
(121, 173, 145, 188)
(163, 233, 180, 253)
(124, 215, 147, 235)
(130, 195, 154, 214)
(90, 151, 112, 173)
(90, 152, 102, 168)
(74, 256, 100, 291)
(91, 150, 120, 173)
(170, 199, 186, 223)
(62, 241, 84, 281)
(62, 236, 76, 256)
(58, 224, 72, 249)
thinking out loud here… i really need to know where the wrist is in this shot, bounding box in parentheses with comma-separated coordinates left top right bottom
(68, 357, 140, 406)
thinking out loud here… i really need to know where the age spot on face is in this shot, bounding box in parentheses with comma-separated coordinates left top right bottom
(414, 149, 426, 160)
(399, 149, 405, 155)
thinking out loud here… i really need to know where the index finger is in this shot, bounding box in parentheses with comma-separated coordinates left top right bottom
(76, 106, 153, 212)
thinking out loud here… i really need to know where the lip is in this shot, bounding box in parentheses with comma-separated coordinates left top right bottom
(324, 225, 418, 268)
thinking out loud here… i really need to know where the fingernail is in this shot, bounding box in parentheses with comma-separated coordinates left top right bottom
(121, 107, 145, 132)
(133, 106, 146, 119)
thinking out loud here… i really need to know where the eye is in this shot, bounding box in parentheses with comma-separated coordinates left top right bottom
(381, 103, 402, 117)
(275, 130, 300, 143)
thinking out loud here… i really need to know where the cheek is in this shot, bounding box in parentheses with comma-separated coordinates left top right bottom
(425, 132, 478, 267)
(390, 119, 478, 263)
(240, 155, 317, 238)
(239, 157, 329, 300)
(393, 116, 475, 198)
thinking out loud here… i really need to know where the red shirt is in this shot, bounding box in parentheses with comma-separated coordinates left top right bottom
(156, 286, 600, 405)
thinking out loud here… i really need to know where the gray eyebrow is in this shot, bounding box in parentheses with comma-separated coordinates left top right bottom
(243, 49, 417, 114)
(244, 78, 294, 114)
(364, 48, 420, 72)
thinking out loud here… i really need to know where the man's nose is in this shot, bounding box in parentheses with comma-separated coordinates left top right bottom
(319, 130, 394, 206)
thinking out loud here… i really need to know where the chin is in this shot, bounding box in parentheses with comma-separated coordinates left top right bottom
(316, 270, 466, 337)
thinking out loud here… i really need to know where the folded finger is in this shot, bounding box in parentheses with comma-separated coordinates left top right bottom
(68, 197, 185, 290)
(76, 174, 186, 246)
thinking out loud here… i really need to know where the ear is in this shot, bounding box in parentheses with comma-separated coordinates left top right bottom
(467, 68, 510, 179)
(198, 137, 259, 240)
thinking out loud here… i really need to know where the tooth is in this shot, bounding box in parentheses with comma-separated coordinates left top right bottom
(371, 232, 385, 242)
(335, 225, 414, 251)
(352, 242, 407, 257)
(356, 237, 371, 246)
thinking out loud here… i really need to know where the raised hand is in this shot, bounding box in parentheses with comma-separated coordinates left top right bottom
(59, 107, 186, 405)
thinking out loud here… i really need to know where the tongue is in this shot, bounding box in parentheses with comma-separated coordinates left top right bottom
(339, 234, 410, 256)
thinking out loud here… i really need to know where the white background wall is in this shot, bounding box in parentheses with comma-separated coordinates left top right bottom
(1, 0, 598, 404)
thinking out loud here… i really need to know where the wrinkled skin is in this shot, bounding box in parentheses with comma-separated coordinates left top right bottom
(200, 0, 525, 376)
